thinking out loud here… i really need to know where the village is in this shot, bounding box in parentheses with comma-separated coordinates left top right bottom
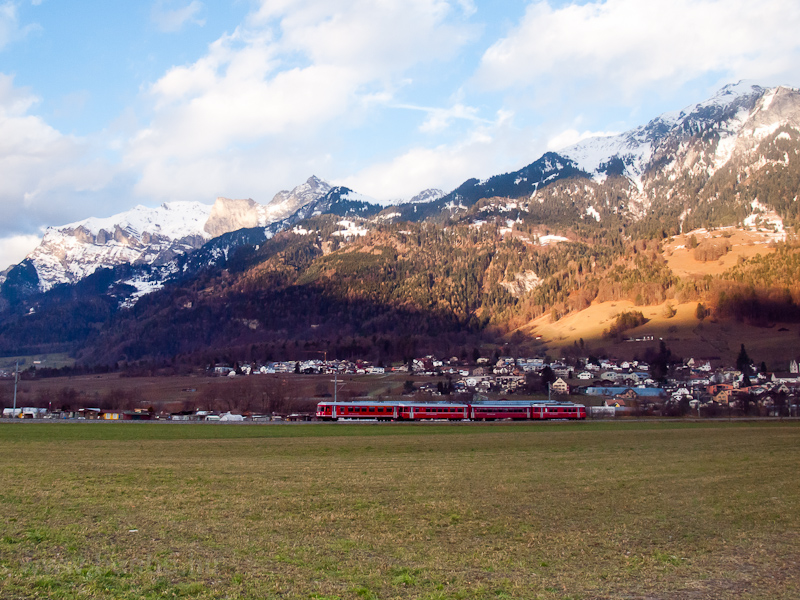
(3, 350, 800, 420)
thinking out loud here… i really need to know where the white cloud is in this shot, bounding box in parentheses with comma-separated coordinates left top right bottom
(126, 0, 478, 201)
(474, 0, 800, 100)
(337, 109, 536, 201)
(252, 0, 475, 75)
(0, 2, 20, 50)
(151, 0, 205, 33)
(0, 1, 39, 50)
(393, 102, 489, 134)
(0, 233, 40, 270)
(0, 74, 122, 239)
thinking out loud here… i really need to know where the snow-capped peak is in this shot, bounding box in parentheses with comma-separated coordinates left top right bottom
(557, 82, 771, 187)
(59, 201, 212, 241)
(28, 201, 214, 292)
(409, 189, 445, 204)
(265, 175, 332, 222)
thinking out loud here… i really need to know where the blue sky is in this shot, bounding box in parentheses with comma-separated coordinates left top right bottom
(1, 0, 799, 267)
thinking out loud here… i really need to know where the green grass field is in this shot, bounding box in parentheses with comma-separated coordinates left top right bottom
(1, 421, 798, 599)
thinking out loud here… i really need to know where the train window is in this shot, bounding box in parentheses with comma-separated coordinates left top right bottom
(369, 407, 375, 412)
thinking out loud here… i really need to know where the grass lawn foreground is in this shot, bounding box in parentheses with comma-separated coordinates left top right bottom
(0, 421, 798, 599)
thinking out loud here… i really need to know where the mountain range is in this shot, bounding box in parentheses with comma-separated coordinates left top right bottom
(3, 81, 800, 368)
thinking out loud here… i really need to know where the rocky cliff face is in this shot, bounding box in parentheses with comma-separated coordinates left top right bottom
(204, 177, 335, 238)
(204, 198, 264, 238)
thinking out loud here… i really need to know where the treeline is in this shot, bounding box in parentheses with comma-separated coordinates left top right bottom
(0, 377, 318, 416)
(603, 311, 647, 339)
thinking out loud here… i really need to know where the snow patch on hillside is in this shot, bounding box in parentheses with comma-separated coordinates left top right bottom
(332, 220, 368, 238)
(538, 235, 569, 246)
(744, 200, 786, 239)
(119, 276, 166, 309)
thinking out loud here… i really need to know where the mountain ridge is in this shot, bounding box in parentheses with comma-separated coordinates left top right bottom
(4, 82, 800, 367)
(11, 81, 800, 295)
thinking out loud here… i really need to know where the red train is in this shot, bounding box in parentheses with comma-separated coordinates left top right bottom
(316, 400, 586, 421)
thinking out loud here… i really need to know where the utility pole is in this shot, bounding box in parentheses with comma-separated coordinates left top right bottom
(13, 360, 19, 417)
(322, 350, 338, 402)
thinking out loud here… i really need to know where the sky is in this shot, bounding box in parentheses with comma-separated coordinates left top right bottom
(1, 0, 800, 269)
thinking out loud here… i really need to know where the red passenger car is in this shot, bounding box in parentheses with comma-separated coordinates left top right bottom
(396, 402, 468, 421)
(316, 401, 400, 421)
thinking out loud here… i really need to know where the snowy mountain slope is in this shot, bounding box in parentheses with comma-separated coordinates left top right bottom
(476, 82, 800, 228)
(28, 202, 213, 292)
(559, 82, 767, 189)
(638, 85, 800, 231)
(18, 177, 334, 293)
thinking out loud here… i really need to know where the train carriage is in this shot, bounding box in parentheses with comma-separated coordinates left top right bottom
(536, 403, 586, 419)
(396, 402, 469, 421)
(316, 401, 401, 421)
(469, 404, 532, 420)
